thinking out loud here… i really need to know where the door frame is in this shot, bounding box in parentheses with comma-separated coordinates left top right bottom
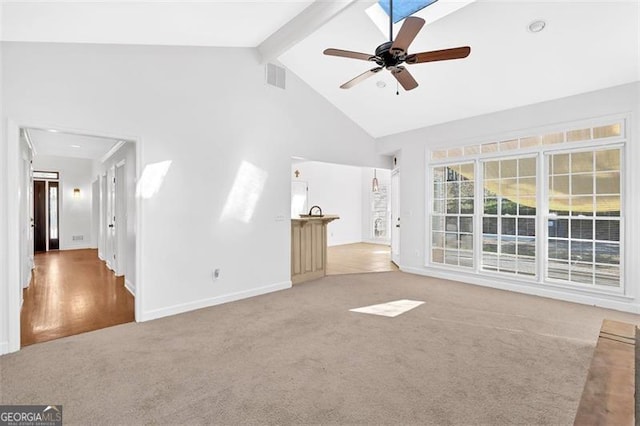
(114, 160, 127, 276)
(5, 119, 145, 353)
(391, 168, 400, 266)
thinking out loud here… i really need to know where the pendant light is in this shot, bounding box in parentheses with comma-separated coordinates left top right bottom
(372, 169, 379, 192)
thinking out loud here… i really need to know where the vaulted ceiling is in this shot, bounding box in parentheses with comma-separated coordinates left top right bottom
(2, 0, 639, 138)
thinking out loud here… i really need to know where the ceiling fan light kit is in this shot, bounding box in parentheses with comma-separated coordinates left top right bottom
(323, 0, 471, 91)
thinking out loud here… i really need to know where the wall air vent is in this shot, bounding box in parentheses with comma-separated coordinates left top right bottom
(266, 63, 286, 89)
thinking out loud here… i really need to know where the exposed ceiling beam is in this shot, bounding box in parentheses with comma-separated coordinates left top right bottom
(257, 0, 358, 64)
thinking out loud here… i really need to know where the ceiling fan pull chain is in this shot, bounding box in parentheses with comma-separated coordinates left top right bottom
(396, 79, 399, 96)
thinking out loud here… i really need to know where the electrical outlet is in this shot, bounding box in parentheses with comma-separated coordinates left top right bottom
(213, 268, 221, 280)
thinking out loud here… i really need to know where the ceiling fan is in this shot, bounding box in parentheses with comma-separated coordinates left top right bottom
(323, 0, 471, 91)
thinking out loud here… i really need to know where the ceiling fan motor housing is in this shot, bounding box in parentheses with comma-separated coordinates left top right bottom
(374, 41, 406, 68)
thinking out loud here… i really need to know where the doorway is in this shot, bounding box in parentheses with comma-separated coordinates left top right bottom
(290, 158, 397, 276)
(10, 125, 139, 350)
(33, 176, 60, 253)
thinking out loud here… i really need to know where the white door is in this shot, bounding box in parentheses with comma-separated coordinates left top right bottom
(99, 173, 107, 260)
(391, 169, 400, 265)
(114, 163, 126, 276)
(106, 167, 116, 270)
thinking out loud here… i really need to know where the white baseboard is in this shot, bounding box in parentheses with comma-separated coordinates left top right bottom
(361, 239, 391, 246)
(106, 261, 114, 271)
(124, 279, 135, 296)
(59, 245, 97, 251)
(401, 265, 640, 314)
(22, 269, 32, 289)
(140, 280, 292, 322)
(0, 341, 9, 356)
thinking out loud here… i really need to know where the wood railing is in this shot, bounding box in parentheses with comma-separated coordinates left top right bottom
(574, 319, 636, 425)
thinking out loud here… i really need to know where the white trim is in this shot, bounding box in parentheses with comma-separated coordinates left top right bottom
(401, 265, 640, 314)
(0, 341, 8, 356)
(361, 239, 391, 246)
(7, 120, 22, 353)
(23, 128, 36, 156)
(59, 245, 96, 251)
(21, 269, 32, 290)
(124, 279, 135, 296)
(101, 141, 127, 164)
(140, 281, 292, 322)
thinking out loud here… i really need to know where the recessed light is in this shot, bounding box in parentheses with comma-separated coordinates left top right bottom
(528, 19, 546, 33)
(376, 81, 386, 88)
(71, 145, 81, 148)
(47, 129, 60, 133)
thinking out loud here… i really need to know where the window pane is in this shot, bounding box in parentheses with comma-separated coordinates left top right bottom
(548, 219, 569, 239)
(595, 242, 619, 264)
(595, 149, 620, 171)
(548, 239, 569, 260)
(430, 162, 474, 268)
(49, 186, 58, 239)
(595, 220, 619, 241)
(571, 151, 593, 173)
(595, 172, 620, 194)
(551, 154, 570, 175)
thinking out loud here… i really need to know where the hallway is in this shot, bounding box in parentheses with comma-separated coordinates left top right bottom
(21, 249, 134, 347)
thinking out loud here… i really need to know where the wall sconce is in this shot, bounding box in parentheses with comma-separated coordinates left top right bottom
(73, 188, 81, 199)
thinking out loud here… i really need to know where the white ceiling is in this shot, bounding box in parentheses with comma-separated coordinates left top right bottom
(26, 128, 122, 160)
(3, 1, 639, 138)
(0, 0, 314, 47)
(280, 0, 640, 137)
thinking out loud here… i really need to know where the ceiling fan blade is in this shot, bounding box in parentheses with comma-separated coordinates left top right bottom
(390, 66, 418, 91)
(340, 67, 383, 89)
(406, 46, 471, 64)
(324, 48, 377, 62)
(390, 17, 425, 54)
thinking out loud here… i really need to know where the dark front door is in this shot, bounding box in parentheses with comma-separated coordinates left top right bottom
(34, 180, 46, 252)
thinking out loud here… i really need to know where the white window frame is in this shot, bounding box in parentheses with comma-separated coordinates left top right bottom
(426, 115, 628, 298)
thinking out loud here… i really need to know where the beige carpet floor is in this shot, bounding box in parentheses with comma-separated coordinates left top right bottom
(2, 271, 640, 425)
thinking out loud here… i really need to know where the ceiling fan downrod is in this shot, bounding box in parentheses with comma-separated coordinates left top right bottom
(389, 0, 393, 42)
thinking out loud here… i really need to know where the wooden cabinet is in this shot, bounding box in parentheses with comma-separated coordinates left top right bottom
(291, 215, 339, 284)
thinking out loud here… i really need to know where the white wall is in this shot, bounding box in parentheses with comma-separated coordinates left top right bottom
(292, 161, 363, 246)
(0, 33, 7, 354)
(377, 82, 640, 313)
(32, 155, 95, 250)
(0, 41, 389, 351)
(94, 142, 136, 291)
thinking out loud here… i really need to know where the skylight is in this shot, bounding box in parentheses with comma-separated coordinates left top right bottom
(378, 0, 438, 23)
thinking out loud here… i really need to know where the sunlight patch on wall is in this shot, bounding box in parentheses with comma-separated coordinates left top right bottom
(136, 160, 172, 199)
(221, 161, 267, 224)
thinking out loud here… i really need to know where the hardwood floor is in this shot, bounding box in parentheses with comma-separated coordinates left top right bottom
(21, 249, 134, 347)
(326, 242, 399, 275)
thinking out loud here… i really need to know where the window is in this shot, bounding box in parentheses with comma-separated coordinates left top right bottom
(547, 148, 621, 287)
(482, 157, 537, 276)
(428, 120, 625, 292)
(33, 171, 59, 180)
(431, 163, 474, 268)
